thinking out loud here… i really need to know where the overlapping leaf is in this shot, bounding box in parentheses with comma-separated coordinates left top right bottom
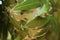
(10, 0, 51, 30)
(24, 16, 51, 28)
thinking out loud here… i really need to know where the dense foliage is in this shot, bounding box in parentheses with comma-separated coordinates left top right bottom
(0, 0, 60, 40)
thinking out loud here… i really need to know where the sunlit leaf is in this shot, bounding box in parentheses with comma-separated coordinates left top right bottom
(7, 32, 11, 40)
(32, 4, 50, 19)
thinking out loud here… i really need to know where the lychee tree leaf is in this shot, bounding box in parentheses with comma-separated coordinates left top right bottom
(50, 16, 59, 40)
(32, 4, 50, 19)
(23, 2, 51, 28)
(12, 0, 41, 12)
(24, 16, 51, 28)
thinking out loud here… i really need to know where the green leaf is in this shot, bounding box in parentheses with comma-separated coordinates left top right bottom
(24, 16, 51, 28)
(50, 16, 59, 40)
(49, 0, 55, 6)
(27, 0, 50, 20)
(33, 4, 50, 18)
(12, 0, 41, 12)
(41, 0, 50, 11)
(7, 32, 11, 40)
